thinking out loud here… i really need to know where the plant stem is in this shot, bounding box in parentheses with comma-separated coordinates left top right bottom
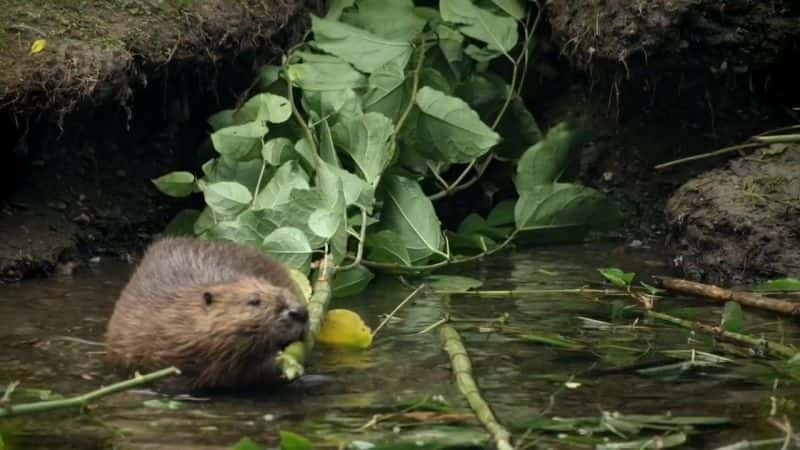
(433, 288, 626, 296)
(251, 159, 267, 209)
(0, 367, 181, 418)
(654, 143, 763, 169)
(287, 79, 319, 165)
(338, 207, 368, 271)
(392, 41, 428, 140)
(440, 324, 514, 450)
(372, 284, 425, 337)
(275, 256, 335, 380)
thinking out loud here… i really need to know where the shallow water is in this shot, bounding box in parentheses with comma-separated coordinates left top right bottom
(1, 242, 798, 449)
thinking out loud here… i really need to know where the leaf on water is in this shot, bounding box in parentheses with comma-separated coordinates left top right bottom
(379, 175, 445, 263)
(210, 122, 267, 161)
(316, 309, 373, 348)
(288, 268, 312, 302)
(597, 268, 636, 289)
(232, 437, 263, 450)
(424, 275, 482, 292)
(261, 227, 312, 273)
(143, 399, 183, 410)
(202, 181, 252, 217)
(340, 0, 426, 42)
(30, 38, 46, 54)
(414, 87, 499, 163)
(440, 0, 518, 58)
(515, 122, 588, 191)
(517, 333, 585, 350)
(311, 15, 413, 73)
(366, 230, 412, 266)
(721, 301, 743, 333)
(749, 277, 800, 293)
(152, 171, 195, 198)
(332, 113, 395, 186)
(253, 161, 310, 211)
(332, 265, 375, 298)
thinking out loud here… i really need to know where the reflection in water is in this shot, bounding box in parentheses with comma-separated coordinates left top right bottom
(0, 243, 798, 449)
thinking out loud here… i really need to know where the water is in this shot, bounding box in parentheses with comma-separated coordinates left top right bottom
(1, 242, 798, 449)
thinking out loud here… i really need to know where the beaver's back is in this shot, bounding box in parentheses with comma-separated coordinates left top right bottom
(120, 237, 296, 306)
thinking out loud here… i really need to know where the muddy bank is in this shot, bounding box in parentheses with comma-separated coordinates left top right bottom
(0, 0, 314, 282)
(666, 148, 800, 284)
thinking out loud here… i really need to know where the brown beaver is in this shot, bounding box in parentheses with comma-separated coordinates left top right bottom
(106, 237, 309, 390)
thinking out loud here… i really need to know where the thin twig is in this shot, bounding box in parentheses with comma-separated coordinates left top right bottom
(372, 284, 426, 337)
(654, 143, 764, 169)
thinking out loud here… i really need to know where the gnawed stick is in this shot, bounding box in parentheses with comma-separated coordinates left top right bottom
(647, 311, 798, 359)
(276, 256, 335, 380)
(653, 276, 800, 317)
(0, 367, 180, 417)
(439, 324, 513, 450)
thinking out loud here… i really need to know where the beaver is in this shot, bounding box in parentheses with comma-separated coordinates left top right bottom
(106, 237, 309, 391)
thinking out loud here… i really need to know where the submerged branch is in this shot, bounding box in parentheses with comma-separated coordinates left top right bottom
(0, 367, 180, 417)
(440, 324, 514, 450)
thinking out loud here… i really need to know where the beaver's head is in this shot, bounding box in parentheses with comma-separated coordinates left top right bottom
(199, 276, 309, 352)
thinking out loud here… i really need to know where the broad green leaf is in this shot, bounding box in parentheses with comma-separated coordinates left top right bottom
(143, 399, 183, 410)
(152, 171, 195, 197)
(253, 161, 310, 210)
(414, 87, 499, 163)
(302, 88, 363, 125)
(721, 302, 743, 333)
(332, 265, 376, 298)
(487, 199, 516, 226)
(366, 230, 412, 266)
(163, 209, 201, 236)
(440, 0, 518, 57)
(318, 119, 339, 166)
(258, 64, 281, 91)
(262, 227, 312, 272)
(380, 175, 445, 262)
(457, 213, 508, 240)
(329, 163, 375, 209)
(286, 59, 367, 91)
(455, 72, 507, 108)
(202, 181, 252, 216)
(446, 230, 497, 253)
(515, 183, 620, 232)
(332, 112, 395, 185)
(516, 122, 588, 191)
(235, 93, 292, 124)
(208, 109, 235, 131)
(317, 309, 373, 348)
(261, 137, 295, 166)
(424, 275, 482, 292)
(200, 211, 263, 245)
(750, 277, 800, 293)
(311, 15, 413, 73)
(210, 122, 267, 160)
(233, 437, 262, 450)
(436, 24, 465, 66)
(363, 61, 411, 122)
(420, 67, 452, 95)
(193, 207, 217, 235)
(316, 160, 347, 221)
(279, 431, 312, 450)
(325, 0, 355, 20)
(491, 0, 526, 20)
(598, 268, 635, 288)
(293, 138, 315, 168)
(340, 0, 426, 42)
(203, 157, 265, 192)
(309, 208, 340, 239)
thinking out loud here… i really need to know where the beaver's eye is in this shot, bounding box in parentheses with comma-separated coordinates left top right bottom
(203, 292, 214, 306)
(248, 296, 261, 307)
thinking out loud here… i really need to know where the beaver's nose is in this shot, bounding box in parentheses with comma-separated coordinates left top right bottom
(287, 305, 308, 323)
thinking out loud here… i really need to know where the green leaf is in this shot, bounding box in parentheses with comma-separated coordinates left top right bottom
(486, 199, 516, 226)
(749, 277, 800, 293)
(424, 275, 482, 292)
(332, 112, 395, 185)
(340, 0, 426, 42)
(232, 437, 262, 450)
(262, 137, 295, 166)
(143, 399, 183, 410)
(366, 230, 412, 266)
(152, 171, 195, 198)
(514, 183, 621, 234)
(279, 430, 313, 450)
(311, 15, 413, 73)
(491, 0, 526, 20)
(203, 157, 265, 193)
(200, 211, 264, 245)
(721, 301, 743, 333)
(258, 64, 281, 91)
(380, 175, 445, 263)
(210, 122, 267, 160)
(302, 88, 363, 125)
(235, 93, 292, 124)
(332, 265, 376, 298)
(414, 87, 499, 163)
(363, 61, 411, 122)
(286, 57, 367, 91)
(436, 24, 465, 67)
(329, 161, 375, 210)
(202, 181, 252, 216)
(315, 160, 348, 221)
(457, 213, 508, 240)
(516, 122, 588, 190)
(440, 0, 518, 58)
(309, 208, 341, 240)
(253, 161, 310, 210)
(262, 227, 313, 272)
(598, 268, 635, 288)
(640, 281, 665, 296)
(325, 0, 355, 20)
(164, 209, 201, 236)
(492, 96, 542, 159)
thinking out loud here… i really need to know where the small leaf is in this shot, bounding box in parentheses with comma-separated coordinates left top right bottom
(286, 53, 367, 91)
(425, 275, 482, 292)
(332, 265, 375, 297)
(253, 161, 309, 210)
(308, 208, 341, 240)
(261, 137, 295, 166)
(152, 171, 195, 197)
(721, 301, 743, 333)
(366, 230, 411, 266)
(598, 268, 635, 288)
(30, 38, 46, 54)
(749, 277, 800, 293)
(440, 0, 518, 58)
(233, 437, 263, 450)
(143, 399, 183, 410)
(316, 309, 373, 348)
(202, 181, 253, 216)
(640, 281, 664, 295)
(486, 199, 516, 226)
(211, 122, 267, 161)
(289, 268, 312, 302)
(515, 122, 588, 190)
(262, 227, 313, 272)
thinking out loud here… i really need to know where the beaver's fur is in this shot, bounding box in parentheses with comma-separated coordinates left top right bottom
(106, 237, 309, 390)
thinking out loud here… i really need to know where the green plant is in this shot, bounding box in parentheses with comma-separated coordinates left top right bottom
(154, 0, 620, 293)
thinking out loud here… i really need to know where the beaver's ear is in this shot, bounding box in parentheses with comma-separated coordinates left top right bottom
(203, 292, 214, 307)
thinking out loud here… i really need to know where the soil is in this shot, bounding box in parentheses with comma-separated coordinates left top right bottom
(666, 147, 800, 284)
